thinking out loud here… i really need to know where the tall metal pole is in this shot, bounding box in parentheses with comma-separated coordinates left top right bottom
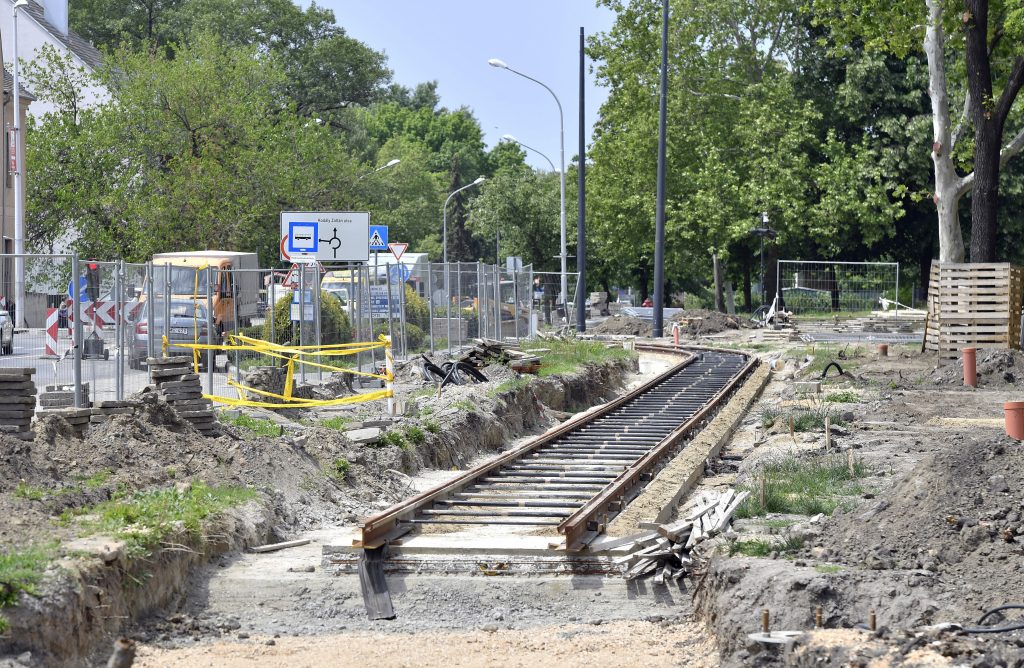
(12, 2, 26, 328)
(71, 255, 82, 407)
(576, 26, 587, 333)
(488, 60, 566, 316)
(652, 0, 669, 337)
(442, 178, 484, 354)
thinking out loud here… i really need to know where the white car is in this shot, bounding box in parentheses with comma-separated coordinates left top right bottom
(0, 310, 13, 355)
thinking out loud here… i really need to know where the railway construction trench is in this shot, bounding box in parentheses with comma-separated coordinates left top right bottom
(348, 345, 756, 560)
(128, 345, 761, 666)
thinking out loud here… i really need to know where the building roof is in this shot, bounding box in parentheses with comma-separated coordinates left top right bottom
(23, 0, 104, 71)
(3, 69, 35, 101)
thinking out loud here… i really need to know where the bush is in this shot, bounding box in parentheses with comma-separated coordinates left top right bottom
(404, 286, 430, 330)
(264, 291, 352, 346)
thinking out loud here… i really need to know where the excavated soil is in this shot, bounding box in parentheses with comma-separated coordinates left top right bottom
(0, 352, 639, 666)
(692, 342, 1024, 666)
(672, 309, 751, 335)
(589, 315, 653, 337)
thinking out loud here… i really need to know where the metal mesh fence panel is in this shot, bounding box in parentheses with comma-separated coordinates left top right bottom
(0, 253, 77, 402)
(776, 261, 900, 320)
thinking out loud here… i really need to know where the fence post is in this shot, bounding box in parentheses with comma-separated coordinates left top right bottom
(313, 269, 322, 382)
(206, 266, 214, 393)
(385, 262, 396, 358)
(268, 268, 276, 347)
(365, 264, 377, 377)
(895, 262, 900, 321)
(494, 264, 501, 340)
(476, 262, 484, 343)
(115, 260, 124, 401)
(298, 265, 305, 385)
(71, 254, 83, 408)
(385, 334, 395, 416)
(426, 261, 434, 354)
(397, 272, 407, 360)
(512, 266, 520, 341)
(145, 262, 155, 361)
(444, 261, 452, 356)
(456, 262, 463, 348)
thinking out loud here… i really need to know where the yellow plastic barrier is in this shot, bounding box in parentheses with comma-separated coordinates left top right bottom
(162, 332, 394, 409)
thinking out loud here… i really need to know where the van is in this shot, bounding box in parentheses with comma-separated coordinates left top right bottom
(148, 251, 260, 336)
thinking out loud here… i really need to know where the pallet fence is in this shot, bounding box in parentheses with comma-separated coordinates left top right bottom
(925, 262, 1024, 358)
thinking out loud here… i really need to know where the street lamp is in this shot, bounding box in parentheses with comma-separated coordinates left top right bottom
(442, 176, 485, 353)
(12, 0, 28, 328)
(358, 158, 400, 180)
(499, 134, 557, 266)
(489, 58, 567, 318)
(751, 212, 776, 309)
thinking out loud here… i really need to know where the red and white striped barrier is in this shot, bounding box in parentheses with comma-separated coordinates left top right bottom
(45, 308, 59, 357)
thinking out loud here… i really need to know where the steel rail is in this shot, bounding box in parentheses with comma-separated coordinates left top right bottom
(355, 346, 698, 547)
(558, 346, 758, 549)
(356, 342, 757, 550)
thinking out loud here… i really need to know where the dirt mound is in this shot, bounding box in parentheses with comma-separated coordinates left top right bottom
(810, 432, 1024, 621)
(933, 348, 1024, 386)
(590, 316, 652, 337)
(671, 309, 749, 335)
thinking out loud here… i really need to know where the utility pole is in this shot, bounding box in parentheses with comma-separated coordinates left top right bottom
(576, 26, 587, 333)
(652, 0, 669, 337)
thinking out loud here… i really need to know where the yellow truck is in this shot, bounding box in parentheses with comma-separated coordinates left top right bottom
(149, 251, 260, 334)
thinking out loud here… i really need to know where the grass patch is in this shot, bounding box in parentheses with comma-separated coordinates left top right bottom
(14, 482, 47, 501)
(728, 535, 806, 557)
(63, 482, 257, 558)
(328, 458, 350, 480)
(824, 390, 859, 403)
(320, 416, 351, 431)
(452, 399, 475, 412)
(404, 425, 426, 445)
(815, 564, 844, 574)
(492, 377, 531, 395)
(521, 339, 636, 377)
(761, 404, 844, 432)
(220, 413, 282, 437)
(76, 469, 113, 490)
(380, 431, 410, 451)
(0, 542, 57, 631)
(424, 419, 440, 434)
(736, 453, 870, 518)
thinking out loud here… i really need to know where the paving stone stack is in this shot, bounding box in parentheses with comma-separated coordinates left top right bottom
(147, 356, 218, 436)
(0, 367, 37, 441)
(90, 400, 141, 426)
(34, 407, 91, 438)
(39, 382, 89, 409)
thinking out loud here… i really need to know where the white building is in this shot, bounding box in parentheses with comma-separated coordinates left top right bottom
(0, 0, 105, 118)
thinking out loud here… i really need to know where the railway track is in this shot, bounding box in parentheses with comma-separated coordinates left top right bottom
(358, 344, 757, 551)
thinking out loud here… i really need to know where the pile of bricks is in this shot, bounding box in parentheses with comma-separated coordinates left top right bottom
(0, 367, 36, 441)
(148, 356, 218, 436)
(90, 400, 140, 426)
(39, 382, 89, 409)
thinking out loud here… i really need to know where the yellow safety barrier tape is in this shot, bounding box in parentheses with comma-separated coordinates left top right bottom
(162, 332, 395, 410)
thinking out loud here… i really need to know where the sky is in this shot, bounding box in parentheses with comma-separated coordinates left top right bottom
(318, 1, 617, 172)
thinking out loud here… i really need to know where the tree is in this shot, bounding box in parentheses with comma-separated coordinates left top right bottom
(817, 0, 1024, 262)
(25, 34, 362, 263)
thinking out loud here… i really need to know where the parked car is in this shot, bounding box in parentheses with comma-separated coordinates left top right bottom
(0, 310, 13, 355)
(128, 300, 211, 370)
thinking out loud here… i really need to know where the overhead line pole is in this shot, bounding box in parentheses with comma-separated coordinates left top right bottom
(652, 0, 669, 338)
(576, 26, 587, 333)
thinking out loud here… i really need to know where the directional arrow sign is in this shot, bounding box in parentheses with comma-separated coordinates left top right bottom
(388, 242, 408, 263)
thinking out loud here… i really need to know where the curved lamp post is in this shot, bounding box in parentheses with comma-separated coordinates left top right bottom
(358, 158, 401, 181)
(442, 176, 485, 353)
(489, 58, 567, 317)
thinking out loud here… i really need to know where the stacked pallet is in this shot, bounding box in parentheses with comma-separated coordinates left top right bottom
(925, 262, 1024, 358)
(147, 357, 218, 436)
(615, 490, 749, 584)
(0, 368, 36, 441)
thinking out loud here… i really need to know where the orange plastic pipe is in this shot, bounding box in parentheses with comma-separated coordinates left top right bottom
(962, 347, 977, 388)
(1005, 401, 1024, 440)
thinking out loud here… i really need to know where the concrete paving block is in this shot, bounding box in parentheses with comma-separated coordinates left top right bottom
(344, 427, 381, 444)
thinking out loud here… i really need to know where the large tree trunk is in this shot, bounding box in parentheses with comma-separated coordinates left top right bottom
(925, 0, 967, 262)
(964, 0, 1000, 262)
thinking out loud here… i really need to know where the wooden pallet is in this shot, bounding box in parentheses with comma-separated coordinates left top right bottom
(925, 262, 1023, 358)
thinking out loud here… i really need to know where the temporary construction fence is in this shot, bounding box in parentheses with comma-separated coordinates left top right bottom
(0, 253, 542, 410)
(776, 260, 900, 319)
